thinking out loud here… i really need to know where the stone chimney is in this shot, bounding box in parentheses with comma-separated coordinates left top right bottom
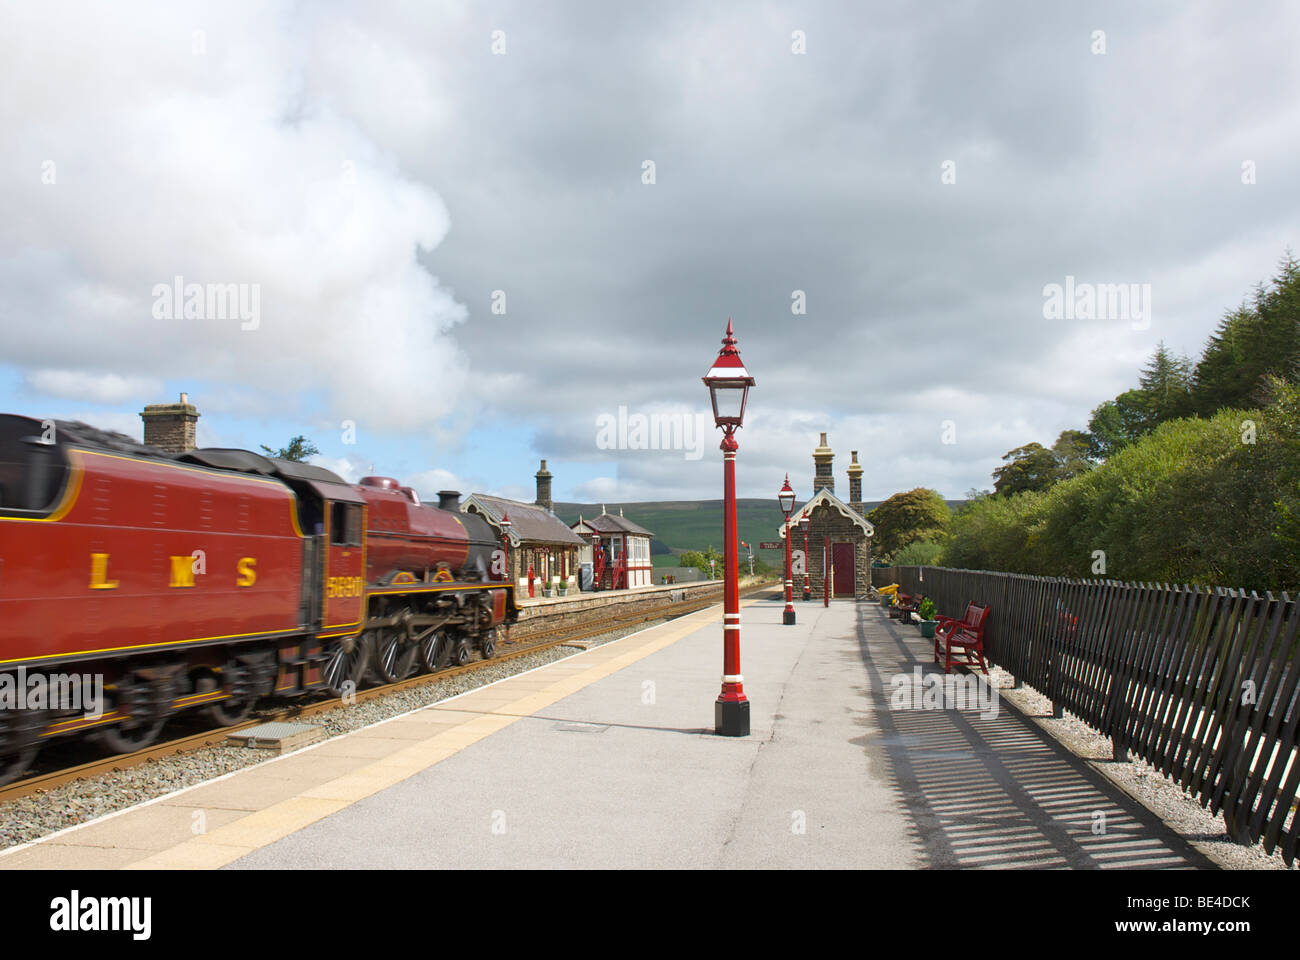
(141, 393, 199, 453)
(813, 432, 834, 495)
(847, 450, 864, 513)
(534, 459, 553, 511)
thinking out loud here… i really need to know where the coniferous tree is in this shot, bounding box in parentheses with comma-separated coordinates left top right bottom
(1137, 341, 1194, 425)
(1192, 253, 1300, 414)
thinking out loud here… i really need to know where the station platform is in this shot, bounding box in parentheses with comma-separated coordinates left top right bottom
(0, 597, 1212, 870)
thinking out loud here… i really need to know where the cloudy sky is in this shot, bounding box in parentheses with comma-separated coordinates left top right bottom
(2, 1, 1297, 504)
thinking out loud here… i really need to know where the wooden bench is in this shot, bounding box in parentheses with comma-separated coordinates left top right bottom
(933, 602, 991, 675)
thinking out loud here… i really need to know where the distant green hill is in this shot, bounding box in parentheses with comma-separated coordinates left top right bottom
(553, 498, 954, 570)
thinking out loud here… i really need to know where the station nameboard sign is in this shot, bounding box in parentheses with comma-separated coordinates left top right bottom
(758, 541, 782, 550)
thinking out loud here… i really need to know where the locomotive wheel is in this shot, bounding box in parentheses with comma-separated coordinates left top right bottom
(92, 717, 167, 754)
(322, 634, 372, 698)
(91, 672, 172, 754)
(0, 745, 39, 788)
(204, 697, 255, 727)
(420, 630, 454, 673)
(195, 676, 256, 726)
(0, 710, 43, 787)
(454, 638, 472, 667)
(479, 628, 498, 660)
(375, 627, 419, 683)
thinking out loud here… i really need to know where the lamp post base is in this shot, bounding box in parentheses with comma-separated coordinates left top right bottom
(783, 609, 796, 625)
(802, 589, 810, 601)
(715, 698, 750, 737)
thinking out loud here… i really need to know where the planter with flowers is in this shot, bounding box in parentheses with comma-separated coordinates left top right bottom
(918, 598, 938, 638)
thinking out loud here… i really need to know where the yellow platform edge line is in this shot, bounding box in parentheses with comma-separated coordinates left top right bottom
(6, 594, 763, 871)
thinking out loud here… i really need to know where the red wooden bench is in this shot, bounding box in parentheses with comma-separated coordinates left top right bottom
(933, 602, 991, 675)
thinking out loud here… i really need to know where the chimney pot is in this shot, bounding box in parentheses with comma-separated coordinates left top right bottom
(812, 431, 835, 495)
(141, 396, 200, 454)
(534, 459, 553, 511)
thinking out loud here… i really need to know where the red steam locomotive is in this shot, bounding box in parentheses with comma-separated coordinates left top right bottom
(0, 414, 517, 784)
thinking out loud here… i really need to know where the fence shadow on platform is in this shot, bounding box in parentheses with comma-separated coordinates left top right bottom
(852, 604, 1215, 869)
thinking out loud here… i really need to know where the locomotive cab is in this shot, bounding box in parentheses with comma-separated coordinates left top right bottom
(0, 415, 71, 516)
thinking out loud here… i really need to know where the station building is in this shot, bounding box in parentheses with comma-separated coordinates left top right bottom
(780, 434, 874, 599)
(571, 507, 655, 589)
(462, 460, 586, 591)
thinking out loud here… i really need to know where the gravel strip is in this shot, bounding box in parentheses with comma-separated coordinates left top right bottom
(0, 617, 674, 851)
(987, 664, 1297, 870)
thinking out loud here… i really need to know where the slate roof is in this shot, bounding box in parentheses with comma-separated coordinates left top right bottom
(778, 488, 874, 539)
(580, 512, 654, 537)
(462, 494, 586, 547)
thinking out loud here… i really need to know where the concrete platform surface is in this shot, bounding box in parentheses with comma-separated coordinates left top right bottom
(1, 597, 1214, 870)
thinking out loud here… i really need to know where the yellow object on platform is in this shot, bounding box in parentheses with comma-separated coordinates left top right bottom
(878, 583, 901, 596)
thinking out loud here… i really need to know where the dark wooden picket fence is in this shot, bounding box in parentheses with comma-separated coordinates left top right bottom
(872, 565, 1300, 865)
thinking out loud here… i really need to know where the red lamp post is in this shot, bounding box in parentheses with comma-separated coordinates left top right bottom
(823, 536, 830, 607)
(703, 319, 755, 738)
(779, 474, 796, 625)
(799, 510, 811, 601)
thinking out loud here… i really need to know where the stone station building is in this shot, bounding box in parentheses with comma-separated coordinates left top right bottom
(462, 461, 586, 593)
(780, 434, 873, 599)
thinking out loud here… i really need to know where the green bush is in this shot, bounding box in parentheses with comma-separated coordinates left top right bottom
(891, 539, 945, 566)
(942, 384, 1300, 591)
(867, 488, 951, 560)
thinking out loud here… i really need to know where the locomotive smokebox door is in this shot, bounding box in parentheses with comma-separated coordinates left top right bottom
(321, 495, 366, 636)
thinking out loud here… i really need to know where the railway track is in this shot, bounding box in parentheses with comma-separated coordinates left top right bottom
(0, 582, 778, 804)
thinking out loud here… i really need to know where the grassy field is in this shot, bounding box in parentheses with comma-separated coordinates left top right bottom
(554, 496, 967, 570)
(554, 498, 887, 571)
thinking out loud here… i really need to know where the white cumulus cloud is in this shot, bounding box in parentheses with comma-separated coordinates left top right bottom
(0, 2, 470, 436)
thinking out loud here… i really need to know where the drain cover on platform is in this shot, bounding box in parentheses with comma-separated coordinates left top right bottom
(552, 721, 610, 733)
(227, 722, 324, 753)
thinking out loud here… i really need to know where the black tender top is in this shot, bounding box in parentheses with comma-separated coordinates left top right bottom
(40, 417, 351, 487)
(48, 419, 161, 459)
(177, 448, 348, 485)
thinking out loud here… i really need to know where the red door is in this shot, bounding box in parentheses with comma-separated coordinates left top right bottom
(832, 543, 855, 597)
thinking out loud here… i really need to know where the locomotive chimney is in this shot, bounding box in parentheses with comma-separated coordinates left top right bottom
(141, 393, 200, 453)
(438, 490, 461, 511)
(813, 432, 834, 495)
(534, 459, 553, 512)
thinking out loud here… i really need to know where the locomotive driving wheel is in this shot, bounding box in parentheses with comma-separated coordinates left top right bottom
(479, 628, 498, 660)
(420, 629, 454, 672)
(322, 633, 372, 698)
(374, 622, 419, 683)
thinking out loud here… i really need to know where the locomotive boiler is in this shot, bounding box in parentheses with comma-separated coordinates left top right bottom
(0, 414, 518, 785)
